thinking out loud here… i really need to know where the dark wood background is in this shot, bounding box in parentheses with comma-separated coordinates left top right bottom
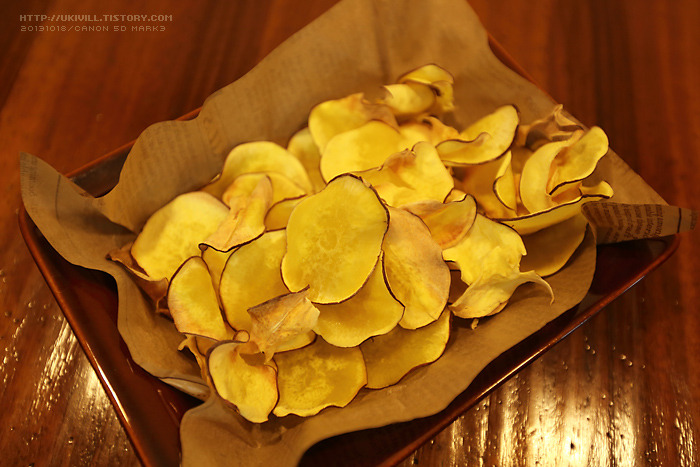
(2, 0, 698, 465)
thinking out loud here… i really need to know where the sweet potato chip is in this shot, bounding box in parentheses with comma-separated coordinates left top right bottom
(437, 105, 519, 165)
(207, 341, 278, 423)
(286, 127, 326, 193)
(320, 120, 406, 182)
(247, 290, 320, 361)
(219, 230, 289, 332)
(449, 270, 552, 319)
(131, 191, 229, 281)
(281, 175, 389, 304)
(382, 207, 450, 329)
(202, 141, 312, 197)
(308, 93, 397, 152)
(273, 338, 366, 418)
(358, 142, 454, 207)
(168, 256, 234, 342)
(520, 213, 589, 276)
(361, 309, 450, 389)
(314, 256, 404, 347)
(402, 194, 477, 249)
(380, 82, 436, 119)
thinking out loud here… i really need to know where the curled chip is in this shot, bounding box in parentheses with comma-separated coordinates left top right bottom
(443, 214, 526, 285)
(168, 256, 233, 342)
(455, 150, 517, 218)
(207, 341, 278, 423)
(437, 105, 519, 165)
(202, 174, 272, 252)
(202, 141, 312, 197)
(358, 141, 454, 207)
(281, 174, 389, 304)
(403, 193, 477, 249)
(247, 289, 320, 361)
(382, 207, 450, 329)
(379, 81, 436, 119)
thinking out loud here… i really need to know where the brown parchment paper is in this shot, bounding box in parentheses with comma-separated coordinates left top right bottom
(19, 0, 696, 465)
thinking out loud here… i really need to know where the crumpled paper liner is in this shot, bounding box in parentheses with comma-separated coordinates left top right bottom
(19, 0, 696, 465)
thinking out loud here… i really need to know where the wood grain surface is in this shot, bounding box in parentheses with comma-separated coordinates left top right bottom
(2, 0, 698, 466)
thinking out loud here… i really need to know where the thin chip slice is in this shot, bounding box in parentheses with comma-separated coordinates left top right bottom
(273, 338, 367, 417)
(222, 172, 306, 207)
(358, 142, 454, 207)
(202, 174, 272, 252)
(515, 104, 583, 150)
(131, 191, 230, 281)
(493, 150, 518, 211)
(499, 181, 613, 235)
(320, 120, 406, 182)
(380, 82, 436, 119)
(397, 64, 455, 114)
(398, 63, 454, 85)
(548, 126, 609, 196)
(207, 341, 278, 423)
(219, 230, 289, 331)
(308, 93, 397, 151)
(314, 256, 404, 347)
(168, 256, 233, 341)
(520, 214, 589, 276)
(519, 136, 580, 214)
(449, 270, 553, 319)
(281, 175, 389, 304)
(201, 247, 234, 292)
(247, 290, 320, 361)
(202, 141, 312, 197)
(361, 309, 450, 389)
(264, 196, 305, 231)
(382, 207, 450, 329)
(402, 194, 477, 249)
(443, 214, 526, 286)
(399, 116, 460, 148)
(437, 105, 519, 165)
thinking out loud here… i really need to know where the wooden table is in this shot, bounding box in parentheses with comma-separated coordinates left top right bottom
(2, 0, 698, 465)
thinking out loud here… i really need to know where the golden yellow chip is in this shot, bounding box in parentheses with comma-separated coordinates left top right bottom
(131, 191, 229, 281)
(281, 175, 389, 304)
(437, 105, 519, 165)
(402, 193, 477, 249)
(202, 141, 313, 197)
(314, 256, 404, 347)
(286, 127, 326, 193)
(382, 207, 450, 329)
(273, 338, 367, 417)
(207, 341, 278, 423)
(168, 256, 233, 342)
(219, 230, 289, 332)
(520, 213, 589, 276)
(308, 93, 397, 151)
(361, 309, 450, 389)
(320, 120, 406, 182)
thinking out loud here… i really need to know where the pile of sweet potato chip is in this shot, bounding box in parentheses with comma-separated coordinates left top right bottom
(110, 64, 612, 423)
